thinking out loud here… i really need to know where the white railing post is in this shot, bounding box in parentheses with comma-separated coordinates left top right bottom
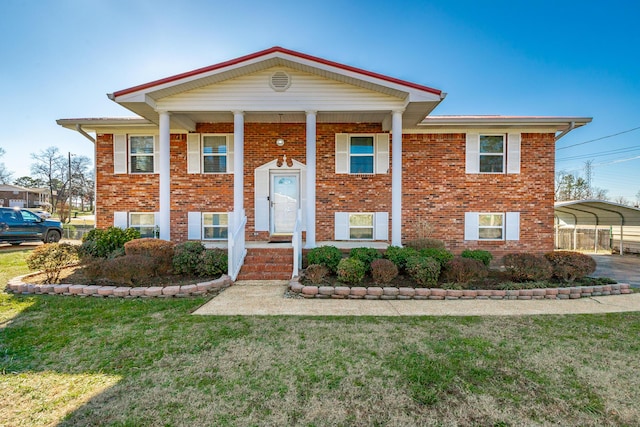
(227, 209, 247, 281)
(292, 209, 303, 278)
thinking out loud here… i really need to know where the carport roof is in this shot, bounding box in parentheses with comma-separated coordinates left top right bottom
(555, 200, 640, 227)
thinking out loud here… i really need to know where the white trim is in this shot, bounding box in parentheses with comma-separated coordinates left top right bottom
(187, 133, 201, 174)
(187, 211, 201, 239)
(113, 134, 127, 174)
(374, 211, 389, 241)
(375, 133, 390, 174)
(114, 211, 128, 229)
(464, 212, 479, 241)
(506, 212, 520, 240)
(465, 133, 480, 174)
(335, 133, 349, 174)
(334, 212, 349, 240)
(507, 133, 521, 174)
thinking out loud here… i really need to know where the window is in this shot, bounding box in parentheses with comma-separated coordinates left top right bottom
(350, 136, 374, 174)
(464, 212, 519, 241)
(129, 213, 157, 238)
(129, 136, 155, 173)
(478, 213, 504, 240)
(479, 135, 504, 173)
(202, 135, 228, 173)
(202, 213, 228, 240)
(466, 133, 521, 174)
(349, 213, 374, 239)
(335, 133, 389, 175)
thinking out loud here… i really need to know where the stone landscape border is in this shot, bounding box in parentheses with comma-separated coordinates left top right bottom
(288, 278, 633, 300)
(5, 273, 232, 298)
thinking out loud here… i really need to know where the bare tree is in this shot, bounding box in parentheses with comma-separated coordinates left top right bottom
(614, 196, 630, 206)
(0, 148, 13, 184)
(31, 147, 67, 215)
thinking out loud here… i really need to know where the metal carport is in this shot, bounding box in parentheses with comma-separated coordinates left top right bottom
(555, 200, 640, 255)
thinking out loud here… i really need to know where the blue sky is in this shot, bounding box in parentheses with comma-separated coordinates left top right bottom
(1, 0, 638, 201)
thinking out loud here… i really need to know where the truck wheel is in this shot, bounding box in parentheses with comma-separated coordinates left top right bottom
(45, 230, 61, 243)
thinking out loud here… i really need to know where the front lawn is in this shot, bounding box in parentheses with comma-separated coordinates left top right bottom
(2, 249, 640, 426)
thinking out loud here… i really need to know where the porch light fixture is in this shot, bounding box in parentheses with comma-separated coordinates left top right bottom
(276, 138, 285, 147)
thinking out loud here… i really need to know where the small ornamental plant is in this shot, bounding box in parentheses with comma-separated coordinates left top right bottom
(26, 243, 78, 283)
(307, 245, 343, 273)
(336, 257, 366, 285)
(503, 253, 553, 282)
(384, 246, 418, 273)
(442, 257, 487, 285)
(461, 249, 493, 267)
(544, 251, 597, 283)
(304, 264, 329, 284)
(349, 247, 382, 273)
(371, 258, 399, 285)
(405, 256, 441, 287)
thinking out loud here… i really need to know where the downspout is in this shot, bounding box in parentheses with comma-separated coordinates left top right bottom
(555, 121, 576, 142)
(75, 124, 96, 143)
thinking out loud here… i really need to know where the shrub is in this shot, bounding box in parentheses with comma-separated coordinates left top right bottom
(442, 257, 487, 284)
(304, 264, 329, 284)
(371, 258, 398, 285)
(124, 238, 175, 275)
(503, 253, 553, 282)
(198, 249, 228, 278)
(419, 248, 454, 268)
(405, 238, 446, 250)
(544, 251, 597, 283)
(349, 247, 382, 273)
(461, 249, 493, 267)
(101, 254, 156, 286)
(336, 257, 366, 285)
(172, 241, 206, 276)
(405, 256, 441, 287)
(26, 243, 78, 283)
(384, 246, 418, 272)
(307, 246, 343, 273)
(80, 227, 141, 258)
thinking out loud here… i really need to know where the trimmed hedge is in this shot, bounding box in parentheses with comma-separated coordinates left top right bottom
(503, 253, 553, 282)
(545, 251, 597, 283)
(442, 257, 487, 284)
(384, 246, 418, 273)
(337, 257, 366, 285)
(307, 246, 343, 273)
(461, 249, 493, 266)
(124, 238, 175, 275)
(371, 258, 398, 285)
(405, 256, 441, 287)
(349, 247, 382, 272)
(80, 227, 141, 259)
(304, 264, 329, 284)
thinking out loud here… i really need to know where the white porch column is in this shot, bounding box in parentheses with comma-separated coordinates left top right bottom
(391, 110, 404, 246)
(305, 110, 317, 248)
(233, 111, 244, 213)
(158, 111, 171, 241)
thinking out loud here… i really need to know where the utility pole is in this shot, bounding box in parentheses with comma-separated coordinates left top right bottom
(584, 160, 593, 199)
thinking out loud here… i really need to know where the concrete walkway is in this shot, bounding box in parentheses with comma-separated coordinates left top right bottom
(193, 280, 640, 317)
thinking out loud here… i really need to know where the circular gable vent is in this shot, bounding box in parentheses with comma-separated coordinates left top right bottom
(270, 71, 291, 92)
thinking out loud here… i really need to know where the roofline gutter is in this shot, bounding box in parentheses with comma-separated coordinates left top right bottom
(75, 124, 96, 143)
(555, 121, 575, 142)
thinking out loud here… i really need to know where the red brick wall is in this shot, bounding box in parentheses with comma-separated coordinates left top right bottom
(402, 132, 555, 257)
(95, 126, 555, 257)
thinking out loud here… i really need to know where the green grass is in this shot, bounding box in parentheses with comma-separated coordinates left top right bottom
(2, 248, 640, 426)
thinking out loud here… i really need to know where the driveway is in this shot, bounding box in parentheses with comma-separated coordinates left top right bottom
(592, 254, 640, 287)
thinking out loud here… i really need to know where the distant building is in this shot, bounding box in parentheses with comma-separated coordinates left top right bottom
(0, 184, 50, 209)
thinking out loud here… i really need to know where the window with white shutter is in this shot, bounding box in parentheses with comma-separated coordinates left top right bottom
(466, 133, 521, 175)
(335, 133, 390, 174)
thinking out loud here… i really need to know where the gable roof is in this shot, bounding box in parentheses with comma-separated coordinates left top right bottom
(108, 46, 446, 129)
(112, 46, 443, 99)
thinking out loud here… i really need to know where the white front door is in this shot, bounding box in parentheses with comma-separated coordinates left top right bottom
(270, 173, 299, 234)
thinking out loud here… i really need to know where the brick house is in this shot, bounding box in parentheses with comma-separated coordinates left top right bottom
(58, 47, 590, 279)
(0, 184, 49, 209)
